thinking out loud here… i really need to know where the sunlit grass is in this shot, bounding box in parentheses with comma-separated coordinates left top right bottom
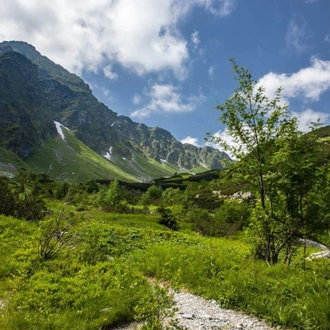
(1, 210, 329, 329)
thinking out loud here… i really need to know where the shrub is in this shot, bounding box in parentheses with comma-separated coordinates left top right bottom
(16, 193, 46, 221)
(141, 186, 163, 206)
(0, 177, 17, 217)
(185, 206, 216, 236)
(157, 206, 178, 231)
(213, 201, 250, 236)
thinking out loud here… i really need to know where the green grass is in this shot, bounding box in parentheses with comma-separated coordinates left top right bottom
(1, 206, 330, 329)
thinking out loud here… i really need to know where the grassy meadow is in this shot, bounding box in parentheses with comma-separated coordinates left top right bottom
(0, 173, 330, 330)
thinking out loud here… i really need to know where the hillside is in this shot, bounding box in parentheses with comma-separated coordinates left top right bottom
(0, 41, 229, 182)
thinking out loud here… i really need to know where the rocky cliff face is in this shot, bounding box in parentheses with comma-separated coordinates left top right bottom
(0, 50, 56, 158)
(0, 41, 229, 179)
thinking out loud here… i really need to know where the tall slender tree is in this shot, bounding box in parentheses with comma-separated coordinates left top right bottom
(209, 59, 330, 264)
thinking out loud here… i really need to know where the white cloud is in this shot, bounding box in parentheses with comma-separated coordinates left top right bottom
(208, 65, 214, 77)
(285, 15, 308, 53)
(304, 0, 319, 3)
(292, 108, 329, 132)
(103, 64, 118, 80)
(207, 129, 239, 159)
(0, 0, 236, 77)
(181, 136, 200, 147)
(132, 94, 142, 105)
(325, 34, 330, 43)
(131, 83, 205, 118)
(191, 31, 200, 49)
(257, 57, 330, 103)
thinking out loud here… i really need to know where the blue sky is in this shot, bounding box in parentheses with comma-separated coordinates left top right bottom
(1, 0, 330, 148)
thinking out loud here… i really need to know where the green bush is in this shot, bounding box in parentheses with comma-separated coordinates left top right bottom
(141, 186, 163, 206)
(157, 206, 178, 231)
(213, 201, 250, 236)
(184, 206, 215, 236)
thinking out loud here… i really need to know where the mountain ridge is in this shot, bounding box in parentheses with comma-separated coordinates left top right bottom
(0, 40, 229, 182)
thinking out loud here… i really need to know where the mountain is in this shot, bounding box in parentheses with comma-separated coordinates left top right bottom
(0, 41, 229, 182)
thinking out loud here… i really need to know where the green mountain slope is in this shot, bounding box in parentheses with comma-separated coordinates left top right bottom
(26, 127, 137, 182)
(25, 125, 197, 182)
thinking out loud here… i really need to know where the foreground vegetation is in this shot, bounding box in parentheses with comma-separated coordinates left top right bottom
(0, 171, 330, 330)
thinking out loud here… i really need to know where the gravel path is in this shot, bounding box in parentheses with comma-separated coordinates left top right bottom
(173, 291, 279, 330)
(113, 291, 281, 330)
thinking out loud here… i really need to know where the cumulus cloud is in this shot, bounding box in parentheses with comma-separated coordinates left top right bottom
(285, 15, 308, 53)
(257, 57, 330, 104)
(103, 65, 118, 80)
(181, 136, 200, 146)
(0, 0, 236, 77)
(131, 83, 205, 118)
(292, 108, 329, 132)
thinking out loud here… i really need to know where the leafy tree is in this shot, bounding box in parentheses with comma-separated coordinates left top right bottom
(265, 128, 330, 263)
(210, 59, 330, 264)
(209, 59, 296, 209)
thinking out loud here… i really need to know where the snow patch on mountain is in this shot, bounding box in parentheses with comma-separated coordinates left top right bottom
(54, 121, 70, 140)
(103, 146, 113, 160)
